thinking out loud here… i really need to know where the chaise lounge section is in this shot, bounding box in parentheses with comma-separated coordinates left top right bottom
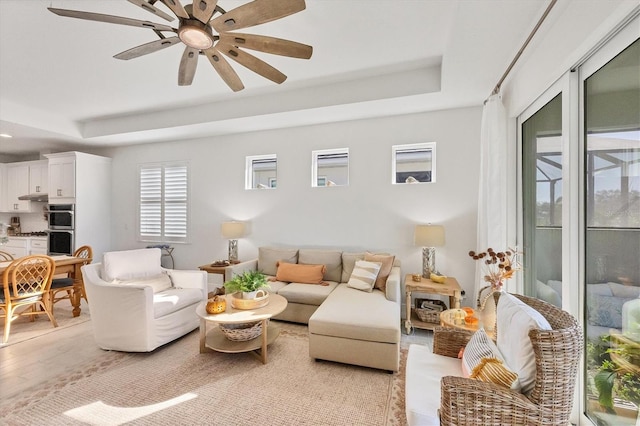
(227, 246, 402, 371)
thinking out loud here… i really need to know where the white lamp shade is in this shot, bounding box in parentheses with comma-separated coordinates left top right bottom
(414, 224, 445, 247)
(221, 221, 246, 239)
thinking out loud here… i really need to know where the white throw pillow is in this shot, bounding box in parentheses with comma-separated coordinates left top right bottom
(113, 273, 172, 293)
(496, 293, 551, 395)
(347, 260, 382, 292)
(103, 248, 163, 281)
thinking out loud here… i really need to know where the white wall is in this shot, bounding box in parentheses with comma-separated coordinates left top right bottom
(105, 106, 482, 306)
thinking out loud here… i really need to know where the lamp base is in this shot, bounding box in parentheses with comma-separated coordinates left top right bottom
(228, 239, 239, 262)
(422, 247, 436, 278)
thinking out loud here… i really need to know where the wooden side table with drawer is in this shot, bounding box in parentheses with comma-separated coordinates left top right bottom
(404, 274, 462, 334)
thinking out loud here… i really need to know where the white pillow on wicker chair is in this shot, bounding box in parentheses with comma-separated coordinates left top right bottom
(496, 293, 551, 395)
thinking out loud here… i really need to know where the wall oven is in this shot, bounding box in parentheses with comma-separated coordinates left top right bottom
(48, 230, 74, 256)
(47, 204, 75, 255)
(47, 204, 75, 230)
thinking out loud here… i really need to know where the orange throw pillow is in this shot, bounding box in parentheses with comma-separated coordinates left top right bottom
(275, 262, 327, 285)
(364, 252, 395, 292)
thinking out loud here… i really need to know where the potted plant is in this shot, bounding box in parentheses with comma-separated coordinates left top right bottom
(224, 270, 270, 299)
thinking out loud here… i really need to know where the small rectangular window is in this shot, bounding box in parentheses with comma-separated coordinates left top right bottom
(246, 154, 277, 189)
(138, 162, 189, 243)
(312, 148, 349, 187)
(392, 142, 436, 184)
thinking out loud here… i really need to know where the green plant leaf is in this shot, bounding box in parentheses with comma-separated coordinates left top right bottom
(594, 369, 616, 413)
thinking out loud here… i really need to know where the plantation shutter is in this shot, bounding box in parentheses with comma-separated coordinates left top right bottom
(139, 162, 188, 242)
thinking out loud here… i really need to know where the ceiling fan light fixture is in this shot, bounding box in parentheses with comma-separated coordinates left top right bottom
(178, 21, 213, 50)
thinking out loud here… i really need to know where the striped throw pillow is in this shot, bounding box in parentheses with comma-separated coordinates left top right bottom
(462, 328, 520, 390)
(347, 260, 382, 292)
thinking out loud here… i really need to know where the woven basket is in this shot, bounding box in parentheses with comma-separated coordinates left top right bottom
(415, 308, 441, 323)
(219, 321, 263, 341)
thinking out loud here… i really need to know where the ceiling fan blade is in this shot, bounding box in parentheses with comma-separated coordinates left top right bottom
(211, 0, 306, 32)
(192, 0, 218, 24)
(218, 42, 286, 84)
(114, 36, 181, 60)
(48, 7, 175, 32)
(159, 0, 190, 19)
(178, 46, 199, 86)
(204, 47, 244, 92)
(127, 0, 174, 22)
(219, 33, 312, 59)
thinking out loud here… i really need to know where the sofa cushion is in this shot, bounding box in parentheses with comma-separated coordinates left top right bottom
(609, 282, 640, 298)
(299, 249, 343, 282)
(341, 252, 366, 283)
(103, 248, 162, 281)
(497, 293, 551, 395)
(406, 344, 462, 426)
(587, 294, 625, 329)
(276, 262, 327, 285)
(153, 287, 203, 318)
(364, 252, 395, 292)
(278, 281, 339, 305)
(114, 274, 172, 294)
(462, 328, 519, 390)
(258, 247, 298, 276)
(536, 280, 561, 307)
(347, 260, 381, 292)
(264, 278, 288, 294)
(309, 284, 400, 344)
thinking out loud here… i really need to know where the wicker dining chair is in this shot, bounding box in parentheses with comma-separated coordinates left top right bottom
(1, 255, 58, 344)
(437, 292, 583, 426)
(0, 251, 14, 261)
(50, 245, 93, 314)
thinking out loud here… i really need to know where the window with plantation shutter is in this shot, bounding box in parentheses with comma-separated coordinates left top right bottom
(138, 162, 189, 243)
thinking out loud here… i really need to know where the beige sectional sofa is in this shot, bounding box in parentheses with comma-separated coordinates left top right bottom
(226, 246, 402, 372)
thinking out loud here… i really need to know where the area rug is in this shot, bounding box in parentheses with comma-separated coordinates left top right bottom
(0, 302, 91, 348)
(0, 322, 409, 425)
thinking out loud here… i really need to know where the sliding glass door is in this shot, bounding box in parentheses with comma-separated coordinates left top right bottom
(583, 37, 639, 426)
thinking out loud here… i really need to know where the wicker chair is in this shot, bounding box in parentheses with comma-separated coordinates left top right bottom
(1, 255, 58, 343)
(49, 245, 93, 315)
(0, 251, 14, 261)
(437, 292, 583, 426)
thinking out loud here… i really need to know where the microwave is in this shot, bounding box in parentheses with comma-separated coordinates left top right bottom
(47, 204, 75, 230)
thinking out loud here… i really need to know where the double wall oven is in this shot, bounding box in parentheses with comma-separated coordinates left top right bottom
(47, 204, 75, 255)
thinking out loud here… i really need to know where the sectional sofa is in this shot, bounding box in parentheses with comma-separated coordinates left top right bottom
(226, 246, 402, 372)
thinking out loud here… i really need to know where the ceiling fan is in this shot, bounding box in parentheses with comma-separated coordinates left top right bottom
(48, 0, 312, 91)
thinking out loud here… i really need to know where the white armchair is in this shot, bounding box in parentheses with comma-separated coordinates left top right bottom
(81, 248, 207, 352)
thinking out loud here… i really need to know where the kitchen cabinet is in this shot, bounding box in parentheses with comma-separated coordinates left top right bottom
(3, 160, 48, 213)
(48, 156, 75, 202)
(6, 164, 30, 212)
(4, 238, 28, 259)
(30, 238, 48, 255)
(29, 161, 48, 195)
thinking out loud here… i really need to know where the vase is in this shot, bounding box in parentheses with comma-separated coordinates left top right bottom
(479, 288, 502, 333)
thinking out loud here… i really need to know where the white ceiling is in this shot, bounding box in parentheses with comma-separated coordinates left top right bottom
(0, 0, 549, 156)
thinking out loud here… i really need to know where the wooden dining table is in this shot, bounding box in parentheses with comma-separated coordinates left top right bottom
(0, 255, 88, 317)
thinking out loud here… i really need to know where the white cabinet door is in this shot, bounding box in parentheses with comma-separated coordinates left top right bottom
(49, 159, 75, 200)
(29, 161, 48, 195)
(6, 165, 30, 212)
(30, 239, 48, 255)
(4, 238, 28, 258)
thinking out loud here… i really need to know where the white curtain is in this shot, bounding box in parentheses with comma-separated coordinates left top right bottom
(475, 93, 509, 303)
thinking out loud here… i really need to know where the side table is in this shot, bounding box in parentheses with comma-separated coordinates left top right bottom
(198, 261, 240, 283)
(404, 274, 462, 334)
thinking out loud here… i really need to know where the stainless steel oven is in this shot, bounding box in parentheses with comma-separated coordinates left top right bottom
(47, 204, 75, 230)
(48, 230, 74, 256)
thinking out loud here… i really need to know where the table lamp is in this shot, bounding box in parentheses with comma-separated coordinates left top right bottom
(414, 224, 445, 278)
(221, 221, 246, 263)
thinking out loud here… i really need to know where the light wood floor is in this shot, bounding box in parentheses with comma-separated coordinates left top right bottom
(1, 306, 433, 402)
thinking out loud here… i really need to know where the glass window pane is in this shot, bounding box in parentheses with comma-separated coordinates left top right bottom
(521, 94, 563, 306)
(392, 142, 436, 184)
(312, 148, 349, 187)
(245, 154, 277, 189)
(584, 38, 640, 426)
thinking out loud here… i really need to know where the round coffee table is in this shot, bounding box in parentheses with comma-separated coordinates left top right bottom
(196, 293, 287, 364)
